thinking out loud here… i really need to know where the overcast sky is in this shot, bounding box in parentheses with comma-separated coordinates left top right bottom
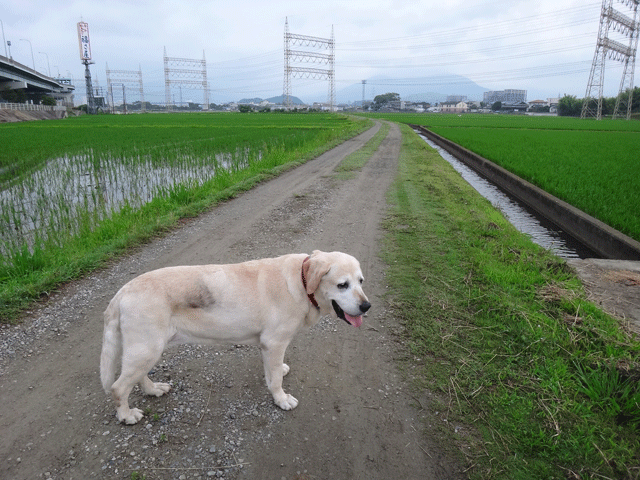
(2, 0, 634, 105)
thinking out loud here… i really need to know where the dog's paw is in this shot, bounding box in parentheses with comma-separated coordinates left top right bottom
(145, 382, 171, 397)
(275, 393, 298, 410)
(117, 407, 144, 425)
(282, 363, 290, 376)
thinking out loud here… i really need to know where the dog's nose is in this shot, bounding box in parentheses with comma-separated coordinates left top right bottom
(359, 301, 371, 313)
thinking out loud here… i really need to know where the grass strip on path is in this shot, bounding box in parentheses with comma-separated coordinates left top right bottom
(382, 124, 640, 480)
(335, 120, 390, 175)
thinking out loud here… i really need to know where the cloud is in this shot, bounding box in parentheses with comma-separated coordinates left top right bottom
(3, 0, 627, 104)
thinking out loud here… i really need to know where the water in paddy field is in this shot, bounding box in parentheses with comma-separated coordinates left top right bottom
(418, 134, 598, 260)
(0, 148, 257, 256)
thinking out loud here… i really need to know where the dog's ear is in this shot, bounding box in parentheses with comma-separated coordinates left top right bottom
(303, 251, 331, 294)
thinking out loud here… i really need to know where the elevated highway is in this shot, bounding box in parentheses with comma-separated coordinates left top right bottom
(0, 54, 74, 106)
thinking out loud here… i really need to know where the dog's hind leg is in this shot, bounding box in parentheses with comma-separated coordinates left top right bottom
(140, 376, 171, 397)
(261, 342, 298, 410)
(111, 341, 165, 424)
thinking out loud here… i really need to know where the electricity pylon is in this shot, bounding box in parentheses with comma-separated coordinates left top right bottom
(582, 0, 640, 120)
(284, 18, 335, 111)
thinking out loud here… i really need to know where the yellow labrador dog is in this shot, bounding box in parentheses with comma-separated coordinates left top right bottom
(100, 250, 370, 424)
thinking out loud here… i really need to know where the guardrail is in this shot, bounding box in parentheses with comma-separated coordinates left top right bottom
(0, 103, 66, 111)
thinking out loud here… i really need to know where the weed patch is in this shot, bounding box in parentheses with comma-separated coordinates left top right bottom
(382, 124, 640, 479)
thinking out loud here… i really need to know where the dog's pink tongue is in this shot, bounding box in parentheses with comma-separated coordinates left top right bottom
(345, 313, 363, 328)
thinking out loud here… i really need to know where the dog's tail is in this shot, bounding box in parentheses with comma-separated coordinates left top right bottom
(100, 295, 122, 394)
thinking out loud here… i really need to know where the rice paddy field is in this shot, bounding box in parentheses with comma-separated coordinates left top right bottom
(0, 112, 370, 319)
(362, 113, 640, 243)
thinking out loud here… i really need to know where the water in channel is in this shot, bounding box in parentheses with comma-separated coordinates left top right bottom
(418, 134, 597, 259)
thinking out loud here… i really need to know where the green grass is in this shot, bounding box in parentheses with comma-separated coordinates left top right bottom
(0, 112, 372, 321)
(335, 121, 390, 176)
(362, 112, 640, 132)
(382, 123, 640, 479)
(359, 113, 640, 243)
(0, 112, 359, 185)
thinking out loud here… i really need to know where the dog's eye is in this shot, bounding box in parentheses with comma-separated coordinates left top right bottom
(337, 282, 349, 289)
(359, 278, 364, 284)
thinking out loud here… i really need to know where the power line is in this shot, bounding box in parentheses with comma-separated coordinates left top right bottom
(76, 2, 607, 104)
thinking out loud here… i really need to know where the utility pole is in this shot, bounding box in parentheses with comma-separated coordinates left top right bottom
(39, 51, 51, 76)
(362, 80, 366, 110)
(0, 19, 7, 57)
(77, 21, 96, 114)
(84, 59, 96, 113)
(19, 38, 35, 70)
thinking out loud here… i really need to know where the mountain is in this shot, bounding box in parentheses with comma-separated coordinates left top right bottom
(237, 95, 305, 105)
(236, 74, 490, 105)
(266, 95, 305, 105)
(336, 74, 489, 104)
(237, 97, 263, 104)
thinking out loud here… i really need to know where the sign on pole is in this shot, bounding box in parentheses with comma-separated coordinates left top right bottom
(77, 22, 91, 61)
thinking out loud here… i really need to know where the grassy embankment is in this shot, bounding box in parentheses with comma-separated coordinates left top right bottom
(381, 123, 639, 479)
(363, 113, 640, 243)
(0, 113, 372, 321)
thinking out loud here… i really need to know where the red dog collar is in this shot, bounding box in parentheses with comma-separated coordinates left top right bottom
(301, 256, 320, 310)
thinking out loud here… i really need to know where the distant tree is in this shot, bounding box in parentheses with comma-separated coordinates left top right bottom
(602, 96, 616, 116)
(0, 87, 17, 102)
(15, 89, 26, 103)
(557, 95, 582, 117)
(528, 104, 550, 113)
(41, 96, 56, 106)
(608, 87, 640, 115)
(632, 87, 640, 112)
(491, 101, 502, 111)
(238, 105, 252, 113)
(373, 92, 400, 111)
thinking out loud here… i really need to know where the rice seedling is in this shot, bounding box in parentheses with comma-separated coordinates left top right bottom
(360, 113, 640, 242)
(0, 112, 370, 319)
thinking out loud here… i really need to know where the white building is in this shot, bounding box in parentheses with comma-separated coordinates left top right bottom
(483, 89, 527, 104)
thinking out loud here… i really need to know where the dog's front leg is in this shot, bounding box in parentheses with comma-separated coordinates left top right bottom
(260, 342, 298, 410)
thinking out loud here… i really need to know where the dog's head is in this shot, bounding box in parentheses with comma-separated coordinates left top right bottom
(302, 250, 371, 327)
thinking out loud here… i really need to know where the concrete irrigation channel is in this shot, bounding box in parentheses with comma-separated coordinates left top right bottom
(411, 124, 640, 261)
(411, 124, 640, 334)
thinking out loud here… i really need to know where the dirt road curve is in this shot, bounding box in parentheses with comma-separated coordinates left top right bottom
(0, 122, 465, 480)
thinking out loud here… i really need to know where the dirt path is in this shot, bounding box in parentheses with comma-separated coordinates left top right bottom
(568, 258, 640, 335)
(0, 122, 465, 480)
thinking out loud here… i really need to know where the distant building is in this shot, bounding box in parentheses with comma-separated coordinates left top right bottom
(528, 99, 548, 108)
(440, 101, 468, 113)
(446, 95, 467, 103)
(51, 78, 75, 108)
(484, 89, 527, 104)
(501, 101, 529, 112)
